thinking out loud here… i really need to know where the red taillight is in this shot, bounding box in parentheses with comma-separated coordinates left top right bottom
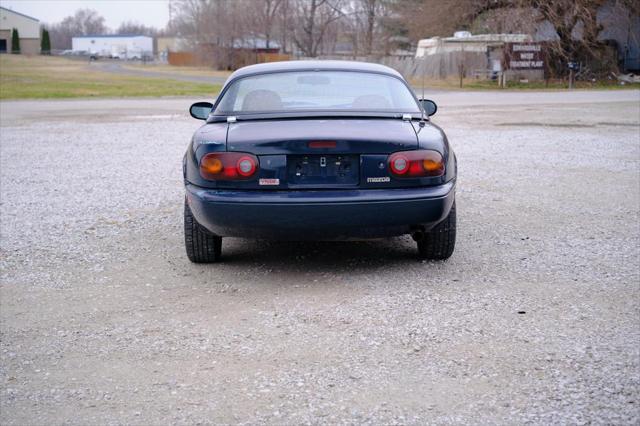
(200, 152, 259, 180)
(236, 156, 257, 177)
(390, 154, 409, 175)
(388, 150, 444, 178)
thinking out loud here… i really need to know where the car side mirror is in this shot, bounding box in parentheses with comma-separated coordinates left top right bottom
(190, 102, 213, 120)
(419, 99, 437, 116)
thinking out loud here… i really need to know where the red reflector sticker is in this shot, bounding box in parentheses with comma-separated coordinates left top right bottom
(308, 141, 337, 148)
(259, 178, 280, 186)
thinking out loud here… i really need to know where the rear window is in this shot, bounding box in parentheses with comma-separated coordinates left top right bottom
(215, 71, 420, 114)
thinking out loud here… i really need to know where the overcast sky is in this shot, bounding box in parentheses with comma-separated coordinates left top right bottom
(1, 0, 171, 29)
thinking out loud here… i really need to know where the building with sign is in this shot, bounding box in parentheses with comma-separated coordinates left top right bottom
(415, 32, 531, 58)
(415, 32, 539, 80)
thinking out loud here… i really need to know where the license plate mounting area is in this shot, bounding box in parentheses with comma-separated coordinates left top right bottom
(287, 154, 359, 186)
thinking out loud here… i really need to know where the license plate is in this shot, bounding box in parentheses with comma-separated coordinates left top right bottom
(287, 155, 359, 186)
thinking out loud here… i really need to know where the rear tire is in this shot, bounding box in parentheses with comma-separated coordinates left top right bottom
(184, 200, 222, 263)
(417, 201, 456, 260)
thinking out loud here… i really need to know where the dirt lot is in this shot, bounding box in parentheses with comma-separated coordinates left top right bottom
(1, 90, 639, 425)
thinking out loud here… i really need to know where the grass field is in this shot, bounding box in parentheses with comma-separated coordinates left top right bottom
(0, 56, 220, 100)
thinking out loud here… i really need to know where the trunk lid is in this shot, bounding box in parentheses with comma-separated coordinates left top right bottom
(223, 118, 418, 189)
(226, 118, 418, 154)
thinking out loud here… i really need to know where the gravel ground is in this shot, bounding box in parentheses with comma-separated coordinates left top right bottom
(1, 90, 639, 425)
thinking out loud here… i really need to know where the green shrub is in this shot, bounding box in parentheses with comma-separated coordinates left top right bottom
(11, 28, 20, 54)
(41, 29, 51, 55)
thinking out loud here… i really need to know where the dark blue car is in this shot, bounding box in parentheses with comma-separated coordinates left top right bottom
(184, 61, 456, 262)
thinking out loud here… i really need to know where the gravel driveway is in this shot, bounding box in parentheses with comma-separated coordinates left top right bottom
(1, 90, 639, 425)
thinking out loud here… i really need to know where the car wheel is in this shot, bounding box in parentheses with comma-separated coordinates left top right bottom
(417, 200, 456, 260)
(184, 199, 222, 263)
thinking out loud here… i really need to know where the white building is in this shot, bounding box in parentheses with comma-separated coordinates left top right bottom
(416, 32, 531, 58)
(414, 31, 537, 80)
(71, 35, 153, 59)
(0, 6, 40, 54)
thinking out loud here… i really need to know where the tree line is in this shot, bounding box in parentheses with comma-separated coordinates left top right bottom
(46, 8, 162, 52)
(44, 0, 638, 74)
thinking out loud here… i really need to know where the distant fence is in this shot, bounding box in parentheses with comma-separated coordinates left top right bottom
(311, 52, 489, 81)
(258, 53, 291, 63)
(168, 50, 291, 68)
(168, 51, 200, 66)
(386, 53, 488, 80)
(167, 49, 503, 82)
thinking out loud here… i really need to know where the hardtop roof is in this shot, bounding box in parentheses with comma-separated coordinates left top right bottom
(226, 60, 404, 83)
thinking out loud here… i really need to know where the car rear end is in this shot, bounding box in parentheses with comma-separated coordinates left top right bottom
(183, 62, 457, 261)
(184, 117, 456, 241)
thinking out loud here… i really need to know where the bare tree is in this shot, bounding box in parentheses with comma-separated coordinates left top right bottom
(531, 0, 606, 61)
(170, 0, 390, 58)
(393, 0, 478, 41)
(245, 0, 284, 49)
(355, 0, 395, 56)
(171, 0, 214, 45)
(165, 0, 637, 68)
(293, 0, 347, 57)
(48, 9, 108, 50)
(172, 0, 252, 68)
(339, 1, 363, 57)
(360, 0, 377, 55)
(395, 0, 638, 74)
(116, 21, 158, 36)
(277, 0, 293, 53)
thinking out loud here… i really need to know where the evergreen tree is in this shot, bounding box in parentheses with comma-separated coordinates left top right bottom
(11, 28, 20, 54)
(41, 29, 51, 54)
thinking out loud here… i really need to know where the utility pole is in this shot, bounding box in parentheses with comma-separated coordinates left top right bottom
(569, 67, 574, 89)
(568, 60, 576, 90)
(459, 44, 464, 88)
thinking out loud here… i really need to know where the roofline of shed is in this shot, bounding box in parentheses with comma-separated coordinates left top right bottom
(0, 6, 40, 22)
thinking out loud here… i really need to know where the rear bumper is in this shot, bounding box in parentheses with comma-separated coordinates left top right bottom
(186, 181, 455, 240)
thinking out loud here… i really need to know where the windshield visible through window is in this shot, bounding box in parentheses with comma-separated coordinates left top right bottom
(214, 71, 420, 114)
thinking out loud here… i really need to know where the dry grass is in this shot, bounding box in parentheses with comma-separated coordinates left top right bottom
(0, 55, 220, 99)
